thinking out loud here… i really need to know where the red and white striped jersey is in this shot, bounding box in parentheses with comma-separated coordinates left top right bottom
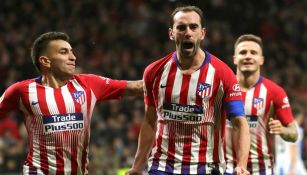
(0, 74, 126, 175)
(143, 51, 243, 174)
(224, 77, 294, 174)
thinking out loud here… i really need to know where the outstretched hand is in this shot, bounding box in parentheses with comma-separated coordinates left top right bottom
(234, 166, 250, 175)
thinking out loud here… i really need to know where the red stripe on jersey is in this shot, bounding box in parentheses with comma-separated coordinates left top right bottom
(70, 135, 78, 175)
(152, 122, 165, 166)
(151, 71, 164, 165)
(152, 70, 162, 108)
(164, 62, 177, 102)
(198, 125, 208, 163)
(24, 86, 34, 167)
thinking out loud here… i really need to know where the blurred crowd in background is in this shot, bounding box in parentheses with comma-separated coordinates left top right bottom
(0, 0, 306, 174)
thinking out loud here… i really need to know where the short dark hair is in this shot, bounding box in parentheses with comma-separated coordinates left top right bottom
(169, 5, 204, 28)
(31, 31, 69, 72)
(234, 34, 263, 51)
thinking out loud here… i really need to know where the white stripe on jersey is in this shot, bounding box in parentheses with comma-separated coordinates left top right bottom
(62, 85, 75, 113)
(61, 86, 75, 173)
(28, 82, 42, 170)
(172, 67, 182, 103)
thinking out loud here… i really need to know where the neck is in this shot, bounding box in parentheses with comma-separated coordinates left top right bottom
(237, 70, 260, 91)
(41, 74, 69, 88)
(177, 49, 205, 73)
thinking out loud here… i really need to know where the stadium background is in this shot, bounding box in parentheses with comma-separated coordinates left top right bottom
(0, 0, 306, 174)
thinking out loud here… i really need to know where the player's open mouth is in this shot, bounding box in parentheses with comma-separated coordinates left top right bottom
(182, 42, 194, 49)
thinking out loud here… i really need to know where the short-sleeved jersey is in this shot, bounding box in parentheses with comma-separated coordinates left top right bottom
(143, 51, 243, 174)
(224, 77, 294, 174)
(0, 74, 126, 175)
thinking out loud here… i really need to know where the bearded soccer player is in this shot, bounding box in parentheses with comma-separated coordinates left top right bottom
(126, 6, 250, 175)
(0, 31, 143, 175)
(224, 34, 298, 175)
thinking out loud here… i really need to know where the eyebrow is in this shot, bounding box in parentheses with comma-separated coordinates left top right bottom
(59, 47, 72, 52)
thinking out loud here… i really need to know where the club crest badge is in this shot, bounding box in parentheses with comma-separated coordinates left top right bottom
(197, 83, 212, 99)
(72, 91, 85, 104)
(253, 97, 264, 110)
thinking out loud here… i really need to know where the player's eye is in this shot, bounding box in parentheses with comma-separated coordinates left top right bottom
(251, 50, 258, 55)
(177, 25, 187, 31)
(59, 48, 69, 54)
(189, 24, 198, 30)
(239, 50, 247, 55)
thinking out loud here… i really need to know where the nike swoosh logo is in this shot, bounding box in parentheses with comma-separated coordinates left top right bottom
(31, 101, 39, 105)
(160, 84, 167, 88)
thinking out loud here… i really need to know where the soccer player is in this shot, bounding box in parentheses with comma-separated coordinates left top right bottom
(224, 34, 298, 175)
(126, 6, 250, 175)
(0, 31, 143, 175)
(275, 104, 307, 175)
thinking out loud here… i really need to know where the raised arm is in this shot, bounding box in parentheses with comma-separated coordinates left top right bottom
(123, 80, 144, 96)
(126, 105, 157, 175)
(230, 116, 250, 175)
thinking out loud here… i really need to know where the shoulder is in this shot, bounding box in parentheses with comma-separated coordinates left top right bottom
(205, 52, 233, 73)
(10, 78, 36, 89)
(72, 74, 103, 81)
(261, 77, 285, 92)
(144, 52, 174, 77)
(207, 52, 225, 65)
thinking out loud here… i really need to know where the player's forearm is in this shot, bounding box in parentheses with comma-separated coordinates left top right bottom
(132, 120, 155, 171)
(124, 80, 144, 96)
(280, 122, 298, 142)
(231, 117, 250, 167)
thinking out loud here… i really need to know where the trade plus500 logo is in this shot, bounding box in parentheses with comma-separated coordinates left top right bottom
(43, 113, 84, 133)
(162, 103, 204, 122)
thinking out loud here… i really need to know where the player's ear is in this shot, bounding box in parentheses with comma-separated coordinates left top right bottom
(201, 27, 206, 40)
(39, 56, 51, 68)
(169, 28, 174, 40)
(233, 55, 238, 65)
(259, 55, 264, 66)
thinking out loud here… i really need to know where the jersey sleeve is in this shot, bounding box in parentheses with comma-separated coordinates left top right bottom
(80, 74, 127, 101)
(221, 66, 243, 102)
(219, 64, 244, 118)
(143, 65, 155, 107)
(272, 86, 294, 125)
(0, 82, 21, 117)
